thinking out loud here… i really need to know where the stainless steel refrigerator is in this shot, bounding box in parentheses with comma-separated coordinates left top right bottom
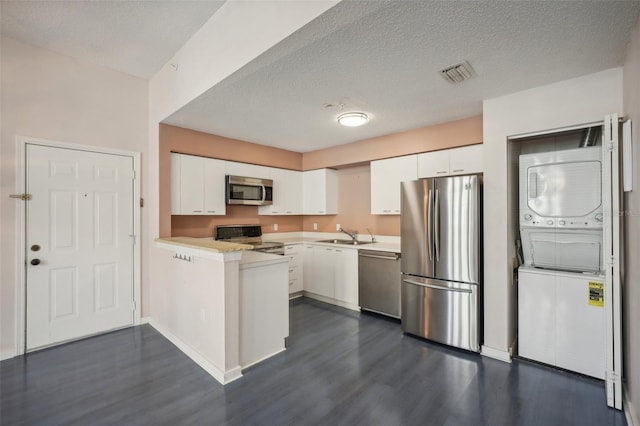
(400, 175, 482, 352)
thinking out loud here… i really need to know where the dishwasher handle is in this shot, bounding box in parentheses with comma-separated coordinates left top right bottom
(359, 252, 400, 261)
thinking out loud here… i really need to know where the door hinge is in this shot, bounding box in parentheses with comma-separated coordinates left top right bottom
(132, 170, 136, 180)
(9, 193, 32, 201)
(140, 197, 144, 208)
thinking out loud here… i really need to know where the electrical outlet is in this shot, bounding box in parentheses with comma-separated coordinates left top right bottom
(313, 223, 318, 230)
(274, 224, 278, 231)
(336, 224, 341, 231)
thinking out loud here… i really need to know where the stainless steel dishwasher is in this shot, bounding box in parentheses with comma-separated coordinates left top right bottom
(358, 250, 401, 318)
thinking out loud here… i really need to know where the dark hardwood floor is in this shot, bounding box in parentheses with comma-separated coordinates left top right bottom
(1, 297, 626, 425)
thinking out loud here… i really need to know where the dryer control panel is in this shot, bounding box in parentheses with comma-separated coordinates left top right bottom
(520, 210, 604, 229)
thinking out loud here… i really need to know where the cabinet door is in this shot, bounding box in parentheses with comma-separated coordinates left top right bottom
(259, 168, 302, 215)
(225, 161, 271, 179)
(334, 248, 358, 306)
(203, 157, 226, 215)
(170, 153, 181, 214)
(449, 145, 483, 175)
(286, 170, 303, 214)
(179, 154, 205, 214)
(417, 150, 450, 178)
(303, 169, 337, 215)
(303, 245, 334, 297)
(371, 155, 417, 214)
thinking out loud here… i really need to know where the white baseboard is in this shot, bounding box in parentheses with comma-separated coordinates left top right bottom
(147, 319, 242, 385)
(624, 383, 639, 426)
(138, 316, 151, 325)
(242, 347, 286, 370)
(481, 345, 512, 363)
(303, 292, 360, 313)
(1, 349, 16, 361)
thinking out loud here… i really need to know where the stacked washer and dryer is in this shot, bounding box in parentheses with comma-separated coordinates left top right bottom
(518, 143, 606, 379)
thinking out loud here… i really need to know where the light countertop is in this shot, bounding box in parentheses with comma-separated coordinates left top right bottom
(272, 236, 401, 253)
(155, 237, 253, 253)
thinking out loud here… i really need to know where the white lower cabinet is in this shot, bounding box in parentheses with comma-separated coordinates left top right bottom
(302, 244, 358, 310)
(285, 244, 303, 293)
(303, 245, 335, 298)
(333, 248, 359, 307)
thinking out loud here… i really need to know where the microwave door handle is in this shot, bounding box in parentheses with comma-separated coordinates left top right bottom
(261, 183, 266, 202)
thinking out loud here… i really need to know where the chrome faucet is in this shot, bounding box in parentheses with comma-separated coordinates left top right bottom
(366, 228, 377, 243)
(339, 227, 358, 242)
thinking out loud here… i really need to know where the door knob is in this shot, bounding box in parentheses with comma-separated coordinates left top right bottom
(30, 259, 40, 266)
(31, 244, 41, 252)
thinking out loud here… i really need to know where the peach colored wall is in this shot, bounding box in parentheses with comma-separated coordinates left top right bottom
(303, 115, 482, 170)
(159, 124, 303, 237)
(161, 116, 482, 238)
(302, 165, 400, 235)
(172, 207, 301, 237)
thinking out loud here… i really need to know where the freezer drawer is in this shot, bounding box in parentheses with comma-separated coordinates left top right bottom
(401, 275, 480, 352)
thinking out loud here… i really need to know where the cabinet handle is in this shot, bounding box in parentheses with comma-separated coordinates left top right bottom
(193, 210, 203, 213)
(452, 169, 464, 172)
(436, 171, 447, 174)
(207, 211, 216, 213)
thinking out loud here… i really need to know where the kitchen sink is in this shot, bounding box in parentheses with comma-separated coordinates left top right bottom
(317, 239, 372, 245)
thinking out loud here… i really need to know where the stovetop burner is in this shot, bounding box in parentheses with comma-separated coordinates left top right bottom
(215, 224, 284, 254)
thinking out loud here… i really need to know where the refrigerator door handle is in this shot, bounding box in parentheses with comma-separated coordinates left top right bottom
(427, 189, 434, 261)
(402, 278, 473, 294)
(434, 188, 440, 261)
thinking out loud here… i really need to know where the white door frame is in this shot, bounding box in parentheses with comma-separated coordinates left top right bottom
(14, 136, 142, 355)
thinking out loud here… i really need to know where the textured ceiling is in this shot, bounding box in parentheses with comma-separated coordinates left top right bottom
(2, 1, 639, 152)
(164, 0, 640, 152)
(0, 0, 225, 78)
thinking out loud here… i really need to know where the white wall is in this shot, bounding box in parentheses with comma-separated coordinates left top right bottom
(0, 37, 148, 358)
(146, 1, 338, 338)
(482, 68, 623, 357)
(622, 16, 640, 426)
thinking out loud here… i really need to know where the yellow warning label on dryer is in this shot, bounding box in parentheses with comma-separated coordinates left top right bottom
(589, 281, 604, 307)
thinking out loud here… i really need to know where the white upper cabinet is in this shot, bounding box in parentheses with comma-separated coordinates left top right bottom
(417, 149, 450, 178)
(171, 153, 226, 215)
(448, 144, 483, 175)
(203, 158, 227, 215)
(303, 169, 338, 215)
(370, 155, 417, 215)
(417, 145, 483, 178)
(258, 168, 302, 215)
(225, 161, 271, 180)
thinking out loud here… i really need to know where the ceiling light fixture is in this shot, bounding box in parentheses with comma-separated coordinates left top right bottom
(337, 112, 369, 127)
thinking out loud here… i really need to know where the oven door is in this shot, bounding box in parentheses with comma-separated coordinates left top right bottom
(226, 175, 273, 205)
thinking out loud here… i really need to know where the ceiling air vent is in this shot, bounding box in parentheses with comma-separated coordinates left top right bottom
(440, 61, 475, 84)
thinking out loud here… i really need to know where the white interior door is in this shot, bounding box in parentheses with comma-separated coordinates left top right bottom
(26, 144, 135, 350)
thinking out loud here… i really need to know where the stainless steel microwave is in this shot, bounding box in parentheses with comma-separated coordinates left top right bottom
(226, 175, 273, 206)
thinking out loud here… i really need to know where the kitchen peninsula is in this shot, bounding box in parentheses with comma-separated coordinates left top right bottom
(153, 237, 289, 384)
